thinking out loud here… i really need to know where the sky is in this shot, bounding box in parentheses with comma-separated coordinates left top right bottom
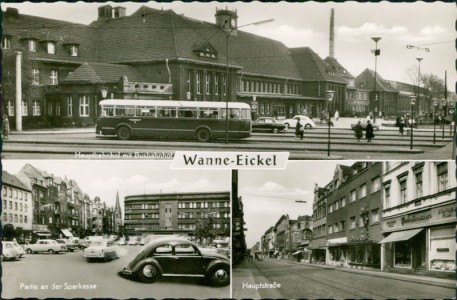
(2, 160, 231, 212)
(3, 1, 455, 87)
(239, 161, 352, 248)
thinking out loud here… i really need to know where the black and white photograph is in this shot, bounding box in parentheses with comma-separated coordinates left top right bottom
(0, 1, 455, 159)
(232, 161, 455, 299)
(1, 160, 231, 299)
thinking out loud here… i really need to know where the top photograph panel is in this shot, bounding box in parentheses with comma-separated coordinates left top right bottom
(1, 2, 455, 160)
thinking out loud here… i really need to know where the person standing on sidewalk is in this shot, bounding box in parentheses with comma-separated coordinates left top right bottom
(354, 121, 363, 142)
(2, 114, 10, 140)
(398, 117, 405, 137)
(295, 118, 304, 140)
(334, 110, 339, 121)
(366, 120, 374, 142)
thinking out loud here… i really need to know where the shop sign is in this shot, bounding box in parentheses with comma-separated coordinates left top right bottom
(434, 203, 456, 219)
(326, 237, 347, 246)
(401, 212, 432, 226)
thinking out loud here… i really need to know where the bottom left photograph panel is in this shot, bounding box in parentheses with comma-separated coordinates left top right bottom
(1, 160, 231, 299)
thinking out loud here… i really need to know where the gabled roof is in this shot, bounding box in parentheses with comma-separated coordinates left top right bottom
(62, 62, 143, 84)
(290, 47, 348, 84)
(2, 171, 31, 192)
(324, 56, 354, 80)
(355, 68, 397, 92)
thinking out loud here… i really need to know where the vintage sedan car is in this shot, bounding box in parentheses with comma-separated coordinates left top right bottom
(121, 237, 230, 287)
(10, 241, 26, 257)
(252, 117, 286, 133)
(350, 120, 381, 131)
(24, 239, 63, 254)
(282, 115, 316, 129)
(56, 239, 77, 252)
(1, 241, 20, 261)
(83, 240, 118, 262)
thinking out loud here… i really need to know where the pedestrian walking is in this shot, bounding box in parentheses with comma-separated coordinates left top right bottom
(334, 110, 339, 121)
(366, 120, 375, 142)
(354, 121, 363, 142)
(2, 114, 10, 140)
(398, 117, 405, 136)
(295, 117, 304, 140)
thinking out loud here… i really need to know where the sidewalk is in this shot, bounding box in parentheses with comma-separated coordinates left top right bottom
(11, 127, 94, 135)
(232, 258, 456, 299)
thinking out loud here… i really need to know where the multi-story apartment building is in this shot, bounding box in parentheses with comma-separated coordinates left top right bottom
(325, 162, 383, 269)
(310, 183, 329, 263)
(9, 163, 110, 239)
(261, 226, 275, 258)
(2, 171, 33, 241)
(123, 191, 230, 240)
(380, 161, 456, 278)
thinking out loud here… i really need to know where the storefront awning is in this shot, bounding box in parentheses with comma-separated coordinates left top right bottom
(292, 251, 302, 255)
(379, 228, 423, 244)
(60, 229, 74, 238)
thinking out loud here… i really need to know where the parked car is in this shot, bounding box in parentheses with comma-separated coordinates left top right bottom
(282, 115, 316, 129)
(139, 238, 145, 246)
(24, 239, 63, 254)
(83, 240, 118, 262)
(69, 239, 88, 249)
(350, 120, 381, 131)
(116, 238, 127, 246)
(56, 239, 77, 252)
(121, 237, 230, 286)
(11, 241, 26, 257)
(1, 241, 20, 261)
(127, 237, 139, 246)
(252, 117, 286, 133)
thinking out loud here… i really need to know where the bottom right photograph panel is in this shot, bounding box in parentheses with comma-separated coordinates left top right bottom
(231, 161, 455, 299)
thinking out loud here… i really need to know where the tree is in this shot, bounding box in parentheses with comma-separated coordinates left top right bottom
(194, 217, 215, 245)
(421, 73, 446, 101)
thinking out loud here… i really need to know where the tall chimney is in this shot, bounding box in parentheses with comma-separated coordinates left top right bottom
(329, 8, 335, 58)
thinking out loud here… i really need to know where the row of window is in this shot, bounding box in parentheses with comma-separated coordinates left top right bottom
(3, 213, 29, 224)
(31, 68, 59, 86)
(178, 212, 230, 219)
(239, 79, 300, 95)
(187, 71, 227, 97)
(384, 163, 448, 208)
(6, 96, 90, 117)
(2, 36, 79, 57)
(3, 200, 29, 212)
(328, 209, 380, 234)
(3, 187, 30, 201)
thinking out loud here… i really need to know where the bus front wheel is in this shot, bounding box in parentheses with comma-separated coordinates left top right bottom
(196, 128, 211, 142)
(117, 126, 132, 140)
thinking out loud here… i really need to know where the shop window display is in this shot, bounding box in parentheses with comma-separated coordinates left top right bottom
(430, 227, 456, 272)
(394, 240, 412, 268)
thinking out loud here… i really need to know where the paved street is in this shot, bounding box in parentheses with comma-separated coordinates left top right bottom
(1, 246, 229, 299)
(1, 118, 454, 160)
(233, 258, 455, 299)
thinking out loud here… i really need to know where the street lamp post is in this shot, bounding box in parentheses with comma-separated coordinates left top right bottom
(410, 96, 416, 150)
(371, 36, 382, 124)
(416, 57, 422, 126)
(433, 99, 438, 144)
(441, 99, 446, 139)
(220, 18, 274, 144)
(326, 90, 335, 156)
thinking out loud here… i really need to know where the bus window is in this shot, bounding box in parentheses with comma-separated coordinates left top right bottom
(137, 106, 156, 117)
(178, 108, 198, 118)
(230, 108, 241, 119)
(159, 107, 177, 118)
(115, 106, 135, 116)
(199, 108, 219, 119)
(102, 106, 114, 116)
(241, 108, 251, 120)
